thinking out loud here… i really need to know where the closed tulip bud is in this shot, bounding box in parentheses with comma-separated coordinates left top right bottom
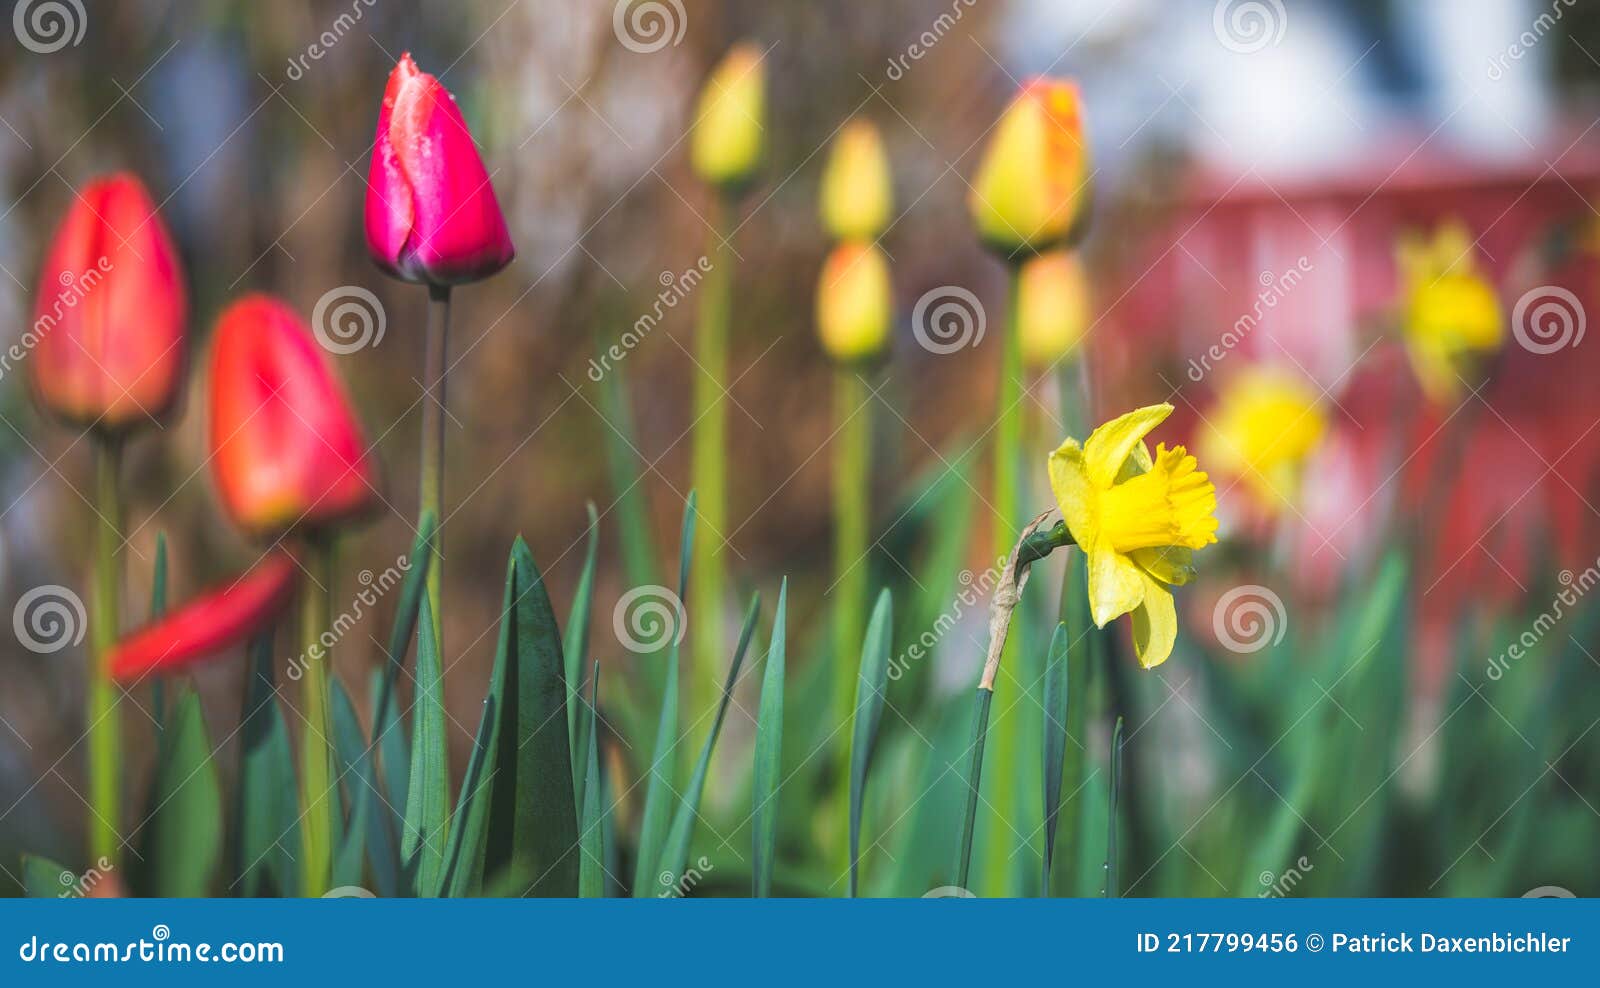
(1017, 251, 1091, 368)
(691, 43, 766, 191)
(209, 295, 377, 537)
(821, 118, 892, 241)
(109, 552, 298, 680)
(366, 53, 515, 286)
(969, 78, 1092, 259)
(816, 242, 892, 364)
(29, 172, 187, 433)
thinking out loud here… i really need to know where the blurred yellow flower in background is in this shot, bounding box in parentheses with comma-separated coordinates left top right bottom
(820, 118, 893, 241)
(969, 78, 1092, 258)
(1200, 366, 1328, 514)
(1397, 220, 1503, 405)
(816, 242, 892, 363)
(1017, 250, 1091, 369)
(1048, 404, 1219, 668)
(691, 43, 766, 189)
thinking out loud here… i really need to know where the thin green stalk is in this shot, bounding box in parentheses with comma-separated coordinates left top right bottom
(421, 284, 451, 649)
(831, 368, 869, 777)
(88, 435, 122, 866)
(299, 538, 336, 896)
(691, 195, 733, 728)
(979, 265, 1027, 894)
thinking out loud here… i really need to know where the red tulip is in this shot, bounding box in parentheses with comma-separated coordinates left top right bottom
(209, 295, 376, 536)
(108, 552, 297, 680)
(28, 172, 187, 432)
(365, 53, 514, 285)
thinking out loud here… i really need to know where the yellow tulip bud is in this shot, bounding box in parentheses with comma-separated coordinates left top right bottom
(816, 242, 892, 364)
(820, 118, 893, 241)
(691, 43, 766, 190)
(1017, 251, 1090, 368)
(1397, 220, 1503, 405)
(969, 78, 1092, 258)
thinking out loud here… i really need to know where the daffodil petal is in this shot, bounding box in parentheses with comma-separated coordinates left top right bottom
(1113, 439, 1153, 484)
(1083, 404, 1172, 488)
(1131, 546, 1195, 586)
(1047, 437, 1097, 548)
(1086, 537, 1145, 628)
(1130, 573, 1177, 669)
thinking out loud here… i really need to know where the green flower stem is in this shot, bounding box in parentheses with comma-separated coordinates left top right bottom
(298, 538, 335, 897)
(691, 195, 733, 726)
(978, 266, 1027, 894)
(88, 435, 123, 867)
(831, 368, 870, 753)
(421, 284, 451, 651)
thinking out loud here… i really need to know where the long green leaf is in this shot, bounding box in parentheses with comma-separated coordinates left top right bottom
(1106, 716, 1124, 898)
(752, 578, 787, 897)
(631, 493, 695, 896)
(598, 358, 662, 593)
(578, 662, 604, 898)
(235, 633, 299, 897)
(440, 691, 499, 898)
(955, 688, 994, 892)
(21, 855, 71, 897)
(657, 593, 761, 894)
(141, 690, 221, 896)
(401, 596, 448, 896)
(150, 533, 168, 730)
(567, 503, 600, 806)
(1041, 622, 1070, 892)
(483, 537, 579, 896)
(848, 589, 893, 897)
(330, 677, 382, 892)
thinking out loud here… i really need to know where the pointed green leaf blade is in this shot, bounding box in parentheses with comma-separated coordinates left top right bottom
(235, 632, 299, 897)
(401, 595, 449, 896)
(578, 662, 604, 898)
(440, 691, 498, 898)
(21, 855, 71, 898)
(1041, 622, 1070, 891)
(849, 588, 893, 897)
(752, 578, 787, 897)
(142, 691, 222, 896)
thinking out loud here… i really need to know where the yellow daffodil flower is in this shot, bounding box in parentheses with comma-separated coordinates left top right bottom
(1397, 220, 1503, 405)
(1048, 403, 1219, 668)
(820, 118, 893, 241)
(691, 43, 766, 190)
(1017, 250, 1091, 368)
(1199, 366, 1327, 514)
(816, 242, 892, 363)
